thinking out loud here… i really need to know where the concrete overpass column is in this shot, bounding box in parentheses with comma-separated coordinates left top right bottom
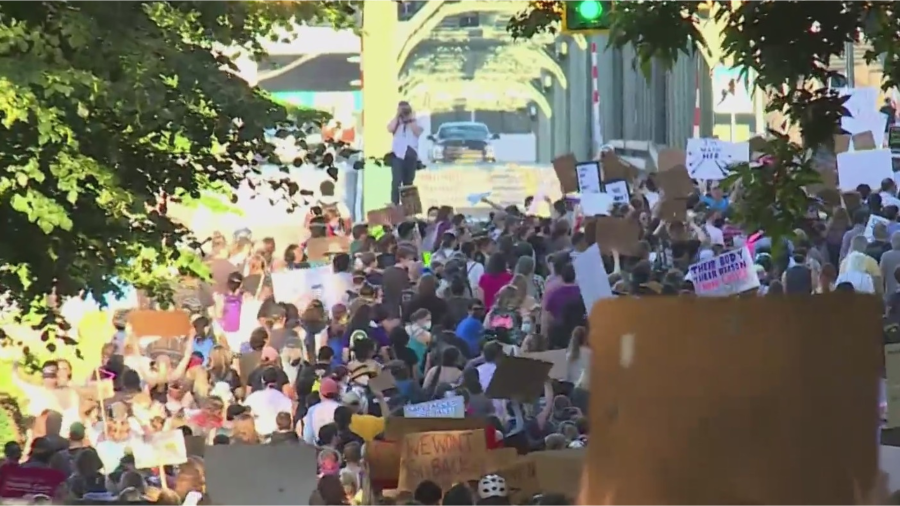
(362, 2, 399, 158)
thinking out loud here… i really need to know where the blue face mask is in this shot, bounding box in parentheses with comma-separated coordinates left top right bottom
(521, 322, 533, 334)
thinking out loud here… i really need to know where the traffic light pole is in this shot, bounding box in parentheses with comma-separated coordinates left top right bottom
(591, 40, 603, 152)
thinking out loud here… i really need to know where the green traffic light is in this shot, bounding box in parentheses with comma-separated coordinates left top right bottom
(577, 0, 604, 20)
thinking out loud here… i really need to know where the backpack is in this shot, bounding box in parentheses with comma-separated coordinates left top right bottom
(220, 293, 243, 332)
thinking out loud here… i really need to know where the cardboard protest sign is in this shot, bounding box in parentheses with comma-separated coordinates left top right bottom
(132, 430, 187, 469)
(656, 148, 686, 172)
(367, 206, 404, 226)
(654, 165, 694, 199)
(306, 236, 350, 262)
(853, 130, 877, 150)
(585, 294, 882, 504)
(366, 440, 402, 481)
(656, 197, 689, 222)
(206, 442, 318, 505)
(399, 185, 422, 216)
(552, 153, 578, 194)
(398, 429, 488, 491)
(886, 343, 900, 429)
(687, 246, 759, 297)
(600, 151, 640, 183)
(497, 449, 585, 504)
(403, 396, 465, 419)
(0, 466, 66, 499)
(369, 369, 397, 394)
(593, 216, 642, 256)
(834, 133, 852, 154)
(383, 416, 488, 442)
(485, 356, 552, 401)
(521, 349, 570, 382)
(128, 310, 191, 338)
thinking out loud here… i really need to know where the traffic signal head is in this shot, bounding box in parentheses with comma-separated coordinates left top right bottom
(562, 0, 614, 34)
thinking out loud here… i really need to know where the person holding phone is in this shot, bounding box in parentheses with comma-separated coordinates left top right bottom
(387, 100, 423, 205)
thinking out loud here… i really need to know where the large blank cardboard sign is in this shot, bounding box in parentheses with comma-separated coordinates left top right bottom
(586, 294, 881, 505)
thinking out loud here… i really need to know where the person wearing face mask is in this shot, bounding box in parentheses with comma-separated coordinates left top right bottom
(431, 232, 458, 264)
(404, 308, 433, 369)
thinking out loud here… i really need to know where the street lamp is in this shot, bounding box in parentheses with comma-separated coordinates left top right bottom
(542, 74, 553, 92)
(556, 39, 569, 60)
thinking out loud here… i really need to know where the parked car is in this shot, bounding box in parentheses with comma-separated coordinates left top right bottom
(427, 121, 500, 163)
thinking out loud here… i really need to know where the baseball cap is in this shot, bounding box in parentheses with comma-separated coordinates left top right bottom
(319, 378, 339, 397)
(68, 422, 86, 442)
(284, 336, 304, 350)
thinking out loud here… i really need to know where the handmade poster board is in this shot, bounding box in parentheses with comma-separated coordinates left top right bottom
(127, 310, 191, 338)
(585, 294, 881, 504)
(398, 429, 487, 492)
(306, 236, 350, 262)
(552, 153, 578, 194)
(399, 185, 423, 216)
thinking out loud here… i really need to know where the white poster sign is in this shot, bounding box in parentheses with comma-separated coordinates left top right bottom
(575, 161, 602, 194)
(836, 149, 893, 192)
(865, 214, 892, 242)
(403, 396, 465, 419)
(271, 265, 331, 306)
(687, 246, 760, 297)
(132, 430, 187, 470)
(572, 243, 614, 312)
(604, 180, 630, 206)
(686, 138, 750, 180)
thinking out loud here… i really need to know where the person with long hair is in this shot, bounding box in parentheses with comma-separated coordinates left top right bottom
(566, 326, 590, 389)
(478, 253, 514, 309)
(230, 413, 260, 444)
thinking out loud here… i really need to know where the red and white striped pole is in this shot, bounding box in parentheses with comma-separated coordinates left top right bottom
(590, 41, 602, 150)
(693, 65, 701, 138)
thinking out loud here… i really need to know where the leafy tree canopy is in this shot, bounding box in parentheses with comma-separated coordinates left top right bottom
(509, 0, 899, 252)
(0, 1, 359, 349)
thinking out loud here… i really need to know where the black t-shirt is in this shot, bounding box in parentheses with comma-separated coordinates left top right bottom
(247, 365, 290, 393)
(335, 429, 365, 454)
(388, 345, 419, 375)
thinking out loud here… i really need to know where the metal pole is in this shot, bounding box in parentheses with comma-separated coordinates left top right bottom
(590, 40, 603, 152)
(845, 41, 856, 87)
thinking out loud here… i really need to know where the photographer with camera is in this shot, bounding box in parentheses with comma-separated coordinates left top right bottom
(387, 100, 423, 205)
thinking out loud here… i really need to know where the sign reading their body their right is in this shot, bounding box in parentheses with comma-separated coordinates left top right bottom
(585, 294, 881, 505)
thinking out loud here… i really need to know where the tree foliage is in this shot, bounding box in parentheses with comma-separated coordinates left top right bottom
(509, 1, 900, 246)
(0, 2, 359, 349)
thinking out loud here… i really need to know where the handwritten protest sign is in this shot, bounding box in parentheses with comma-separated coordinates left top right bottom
(271, 265, 331, 306)
(383, 416, 487, 442)
(575, 161, 602, 194)
(398, 429, 487, 491)
(685, 138, 749, 180)
(687, 246, 759, 296)
(0, 466, 66, 499)
(403, 396, 465, 419)
(132, 430, 187, 469)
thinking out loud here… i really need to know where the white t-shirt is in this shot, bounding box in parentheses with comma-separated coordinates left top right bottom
(391, 121, 420, 158)
(244, 387, 293, 436)
(466, 260, 485, 292)
(705, 222, 725, 246)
